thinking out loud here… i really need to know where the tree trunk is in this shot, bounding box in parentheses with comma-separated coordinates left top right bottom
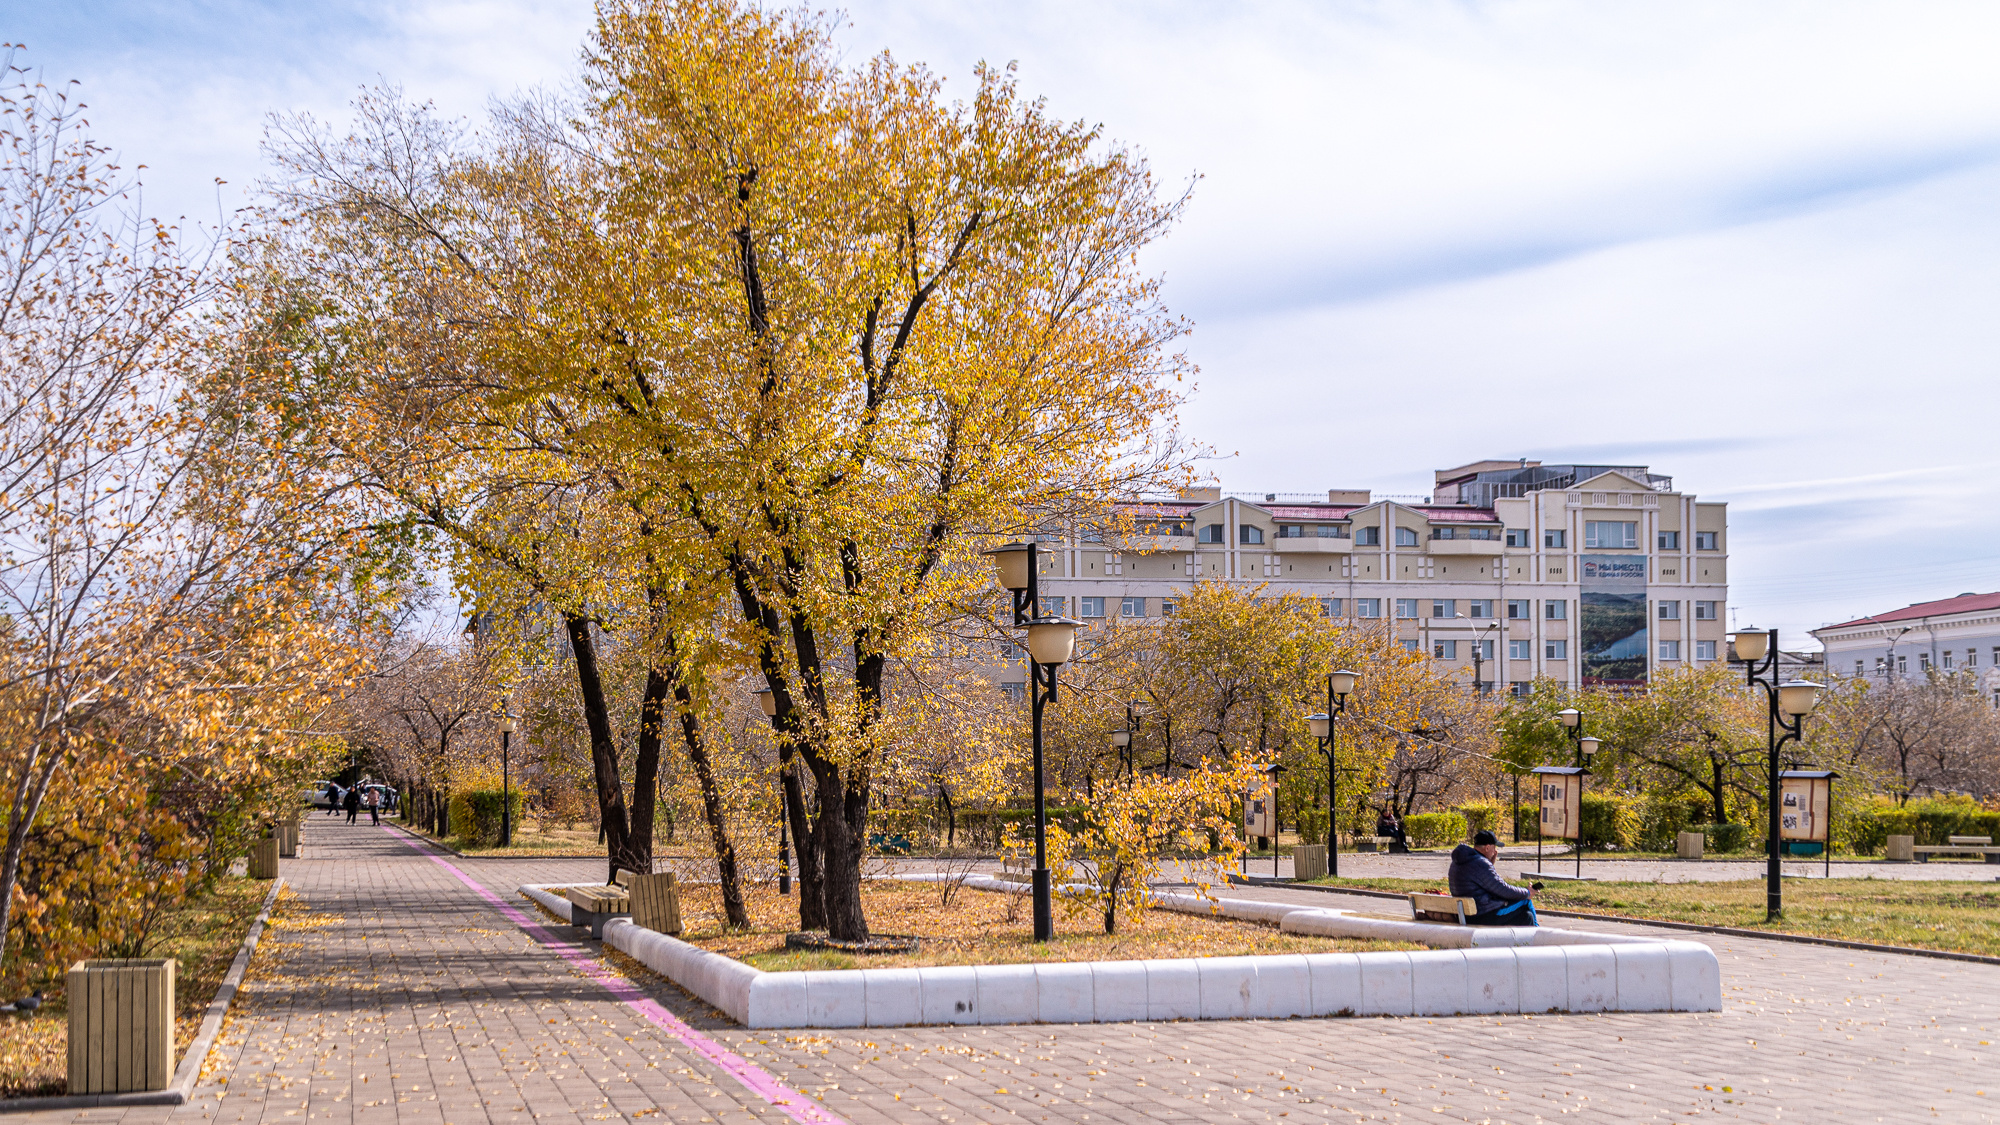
(0, 742, 64, 974)
(564, 614, 632, 884)
(780, 752, 823, 930)
(809, 753, 870, 941)
(650, 652, 749, 929)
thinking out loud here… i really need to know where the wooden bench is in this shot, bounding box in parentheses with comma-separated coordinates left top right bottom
(1353, 836, 1397, 853)
(566, 871, 633, 938)
(1408, 892, 1480, 925)
(1911, 835, 2000, 864)
(998, 857, 1031, 883)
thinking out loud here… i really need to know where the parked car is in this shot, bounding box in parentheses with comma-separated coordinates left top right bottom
(358, 783, 399, 812)
(304, 781, 343, 809)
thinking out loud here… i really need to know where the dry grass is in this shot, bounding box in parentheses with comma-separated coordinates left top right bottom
(1307, 874, 2000, 957)
(0, 875, 272, 1098)
(675, 879, 1419, 972)
(394, 816, 609, 857)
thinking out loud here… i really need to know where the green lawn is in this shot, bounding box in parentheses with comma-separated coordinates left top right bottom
(1304, 875, 2000, 958)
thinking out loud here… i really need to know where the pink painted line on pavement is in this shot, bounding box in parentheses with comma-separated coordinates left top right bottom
(379, 825, 845, 1125)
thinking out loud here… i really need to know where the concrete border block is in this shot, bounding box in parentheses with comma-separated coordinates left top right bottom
(917, 966, 979, 1025)
(975, 965, 1037, 1025)
(1357, 953, 1414, 1016)
(1515, 945, 1569, 1013)
(1197, 959, 1258, 1020)
(803, 970, 866, 1028)
(1306, 952, 1361, 1016)
(1460, 947, 1519, 1014)
(1250, 955, 1311, 1019)
(1145, 960, 1201, 1021)
(1563, 945, 1617, 1012)
(746, 972, 808, 1029)
(863, 968, 922, 1028)
(1091, 960, 1148, 1023)
(1467, 927, 1536, 948)
(1409, 950, 1469, 1016)
(1665, 941, 1722, 1012)
(1034, 962, 1094, 1024)
(1611, 944, 1673, 1012)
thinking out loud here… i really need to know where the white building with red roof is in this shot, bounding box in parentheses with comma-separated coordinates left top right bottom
(1034, 459, 1729, 693)
(1811, 592, 2000, 696)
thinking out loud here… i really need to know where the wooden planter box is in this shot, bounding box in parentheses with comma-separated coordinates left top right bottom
(249, 837, 279, 880)
(68, 959, 176, 1094)
(1291, 845, 1328, 882)
(277, 817, 300, 859)
(1676, 831, 1704, 859)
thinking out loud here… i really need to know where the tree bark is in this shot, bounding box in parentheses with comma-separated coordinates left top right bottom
(564, 613, 633, 883)
(657, 662, 749, 928)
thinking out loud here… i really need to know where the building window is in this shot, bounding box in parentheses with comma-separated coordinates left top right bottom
(1079, 597, 1105, 618)
(1355, 598, 1381, 618)
(1509, 639, 1532, 660)
(1161, 599, 1177, 616)
(1431, 599, 1455, 619)
(1505, 528, 1528, 548)
(1875, 656, 1886, 674)
(1943, 650, 1955, 670)
(1000, 682, 1026, 703)
(1433, 526, 1455, 540)
(1275, 524, 1303, 538)
(1467, 526, 1496, 540)
(1898, 655, 1908, 674)
(1039, 595, 1067, 617)
(1319, 597, 1342, 617)
(1695, 531, 1718, 551)
(1354, 525, 1380, 546)
(1476, 639, 1495, 661)
(1657, 530, 1680, 550)
(1240, 525, 1264, 545)
(1993, 689, 2000, 709)
(1584, 521, 1637, 549)
(1545, 640, 1568, 659)
(1511, 681, 1532, 697)
(1659, 640, 1681, 661)
(1120, 596, 1146, 618)
(1544, 601, 1566, 620)
(1434, 640, 1458, 660)
(1395, 599, 1419, 619)
(1694, 600, 1717, 620)
(1544, 529, 1566, 549)
(1992, 646, 2000, 666)
(1855, 660, 1864, 677)
(1506, 599, 1531, 620)
(1401, 639, 1420, 652)
(1696, 640, 1717, 661)
(1395, 527, 1419, 547)
(1657, 600, 1680, 620)
(1919, 652, 1931, 671)
(1198, 524, 1224, 544)
(1316, 524, 1346, 538)
(1468, 599, 1493, 618)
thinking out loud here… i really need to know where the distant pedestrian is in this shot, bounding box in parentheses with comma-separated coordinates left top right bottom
(344, 786, 361, 824)
(365, 787, 381, 826)
(325, 784, 343, 816)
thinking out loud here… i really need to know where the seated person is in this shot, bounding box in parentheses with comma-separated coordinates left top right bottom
(1375, 810, 1409, 854)
(1447, 830, 1538, 926)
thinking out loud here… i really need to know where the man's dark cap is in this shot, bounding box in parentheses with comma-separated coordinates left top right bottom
(1472, 830, 1499, 847)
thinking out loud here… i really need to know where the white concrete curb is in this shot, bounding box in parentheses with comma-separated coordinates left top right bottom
(518, 878, 1721, 1028)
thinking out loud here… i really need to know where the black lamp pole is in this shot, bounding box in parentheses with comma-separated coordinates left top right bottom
(776, 778, 792, 895)
(499, 717, 513, 847)
(1731, 628, 1816, 922)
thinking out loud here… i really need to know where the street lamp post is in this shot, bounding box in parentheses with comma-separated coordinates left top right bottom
(1728, 627, 1824, 921)
(755, 688, 790, 895)
(1304, 669, 1361, 879)
(1552, 708, 1598, 877)
(498, 715, 515, 847)
(986, 540, 1084, 943)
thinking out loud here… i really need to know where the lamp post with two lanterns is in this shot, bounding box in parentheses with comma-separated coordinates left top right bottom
(985, 541, 1084, 943)
(1109, 699, 1148, 782)
(498, 714, 515, 847)
(1727, 627, 1824, 922)
(1546, 707, 1600, 879)
(1303, 669, 1361, 878)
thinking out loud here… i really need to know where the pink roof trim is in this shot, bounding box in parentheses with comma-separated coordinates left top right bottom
(1823, 590, 2000, 630)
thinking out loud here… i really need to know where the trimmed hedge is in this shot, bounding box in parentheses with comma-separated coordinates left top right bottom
(1455, 801, 1505, 839)
(1845, 798, 2000, 855)
(1578, 793, 1640, 850)
(448, 788, 525, 847)
(1403, 812, 1467, 848)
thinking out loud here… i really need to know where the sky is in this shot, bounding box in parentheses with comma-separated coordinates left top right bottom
(15, 1, 2000, 648)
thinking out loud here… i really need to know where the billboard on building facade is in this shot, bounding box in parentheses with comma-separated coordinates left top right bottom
(1581, 555, 1648, 685)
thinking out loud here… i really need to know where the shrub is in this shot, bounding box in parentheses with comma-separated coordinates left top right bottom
(448, 788, 525, 847)
(1698, 822, 1750, 853)
(1844, 796, 1999, 854)
(1455, 801, 1505, 839)
(1578, 793, 1640, 849)
(1636, 792, 1711, 852)
(1402, 812, 1467, 848)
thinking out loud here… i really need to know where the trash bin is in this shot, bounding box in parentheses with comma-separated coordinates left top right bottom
(67, 959, 176, 1094)
(1885, 834, 1914, 861)
(277, 816, 300, 859)
(1291, 844, 1328, 881)
(1676, 831, 1704, 859)
(249, 835, 279, 880)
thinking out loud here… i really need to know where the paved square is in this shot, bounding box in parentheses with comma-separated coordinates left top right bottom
(20, 818, 1996, 1124)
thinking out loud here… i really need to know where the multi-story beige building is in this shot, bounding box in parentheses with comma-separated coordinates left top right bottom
(1035, 460, 1729, 692)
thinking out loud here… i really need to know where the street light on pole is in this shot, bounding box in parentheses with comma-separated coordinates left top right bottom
(985, 540, 1083, 942)
(497, 715, 516, 847)
(755, 688, 790, 896)
(1304, 668, 1360, 879)
(1729, 626, 1824, 921)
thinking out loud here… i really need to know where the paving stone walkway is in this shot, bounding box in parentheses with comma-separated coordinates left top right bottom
(21, 817, 1998, 1125)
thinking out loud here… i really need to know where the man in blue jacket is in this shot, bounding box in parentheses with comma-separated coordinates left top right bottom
(1448, 830, 1538, 926)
